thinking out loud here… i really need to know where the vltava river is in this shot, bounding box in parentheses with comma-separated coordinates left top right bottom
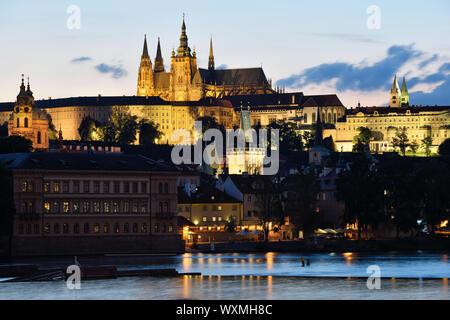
(0, 252, 448, 299)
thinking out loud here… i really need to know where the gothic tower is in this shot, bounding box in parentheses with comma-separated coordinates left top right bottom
(137, 35, 154, 96)
(154, 37, 165, 73)
(208, 37, 215, 71)
(401, 77, 409, 107)
(390, 74, 401, 108)
(169, 16, 202, 101)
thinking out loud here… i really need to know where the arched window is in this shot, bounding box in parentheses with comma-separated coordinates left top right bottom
(334, 113, 337, 123)
(159, 202, 164, 213)
(312, 113, 316, 123)
(303, 114, 308, 123)
(158, 182, 163, 193)
(328, 113, 332, 123)
(164, 182, 168, 193)
(37, 131, 41, 144)
(164, 202, 169, 213)
(24, 117, 28, 128)
(17, 118, 20, 128)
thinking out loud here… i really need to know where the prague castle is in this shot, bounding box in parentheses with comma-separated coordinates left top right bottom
(0, 17, 345, 145)
(0, 18, 449, 154)
(137, 17, 272, 101)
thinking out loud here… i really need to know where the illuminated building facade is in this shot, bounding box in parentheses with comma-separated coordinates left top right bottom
(0, 152, 183, 256)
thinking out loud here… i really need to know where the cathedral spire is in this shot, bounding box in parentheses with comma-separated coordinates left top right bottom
(391, 74, 399, 92)
(177, 15, 191, 57)
(401, 77, 408, 94)
(154, 37, 165, 72)
(208, 37, 215, 71)
(401, 77, 409, 107)
(142, 35, 149, 59)
(390, 74, 401, 107)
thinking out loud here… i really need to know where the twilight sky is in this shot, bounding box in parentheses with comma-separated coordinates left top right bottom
(1, 0, 449, 107)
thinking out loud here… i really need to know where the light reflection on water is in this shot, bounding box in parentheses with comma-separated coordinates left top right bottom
(0, 275, 448, 300)
(0, 252, 448, 299)
(177, 252, 449, 278)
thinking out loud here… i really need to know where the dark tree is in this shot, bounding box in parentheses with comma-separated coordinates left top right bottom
(302, 131, 315, 151)
(336, 154, 384, 239)
(254, 179, 283, 241)
(418, 160, 450, 235)
(421, 136, 433, 157)
(224, 217, 237, 233)
(283, 171, 320, 235)
(323, 135, 336, 152)
(0, 122, 8, 137)
(139, 120, 163, 145)
(78, 116, 99, 141)
(438, 138, 450, 156)
(0, 163, 15, 236)
(381, 159, 423, 237)
(46, 114, 58, 140)
(197, 116, 225, 134)
(352, 127, 373, 153)
(409, 141, 419, 156)
(0, 135, 33, 154)
(268, 121, 303, 153)
(392, 128, 410, 156)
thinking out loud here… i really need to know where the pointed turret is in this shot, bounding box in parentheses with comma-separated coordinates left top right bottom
(17, 74, 26, 98)
(142, 34, 149, 59)
(401, 77, 409, 107)
(389, 74, 401, 107)
(314, 106, 323, 146)
(17, 74, 34, 105)
(177, 15, 191, 57)
(154, 37, 165, 73)
(26, 77, 33, 97)
(137, 35, 153, 96)
(208, 37, 215, 71)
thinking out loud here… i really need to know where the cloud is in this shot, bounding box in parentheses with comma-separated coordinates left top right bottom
(71, 56, 92, 63)
(94, 63, 127, 79)
(298, 32, 385, 44)
(277, 44, 450, 106)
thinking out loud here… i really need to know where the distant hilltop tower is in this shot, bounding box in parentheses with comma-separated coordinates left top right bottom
(401, 77, 409, 107)
(390, 75, 409, 107)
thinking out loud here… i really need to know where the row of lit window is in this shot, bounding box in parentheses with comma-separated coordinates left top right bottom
(17, 222, 174, 235)
(201, 216, 229, 222)
(43, 180, 148, 194)
(178, 205, 234, 213)
(349, 117, 445, 123)
(43, 200, 148, 214)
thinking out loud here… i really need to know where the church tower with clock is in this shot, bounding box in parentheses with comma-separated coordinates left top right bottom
(8, 75, 49, 150)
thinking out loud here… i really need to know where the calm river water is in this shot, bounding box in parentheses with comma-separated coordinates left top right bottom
(0, 252, 448, 299)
